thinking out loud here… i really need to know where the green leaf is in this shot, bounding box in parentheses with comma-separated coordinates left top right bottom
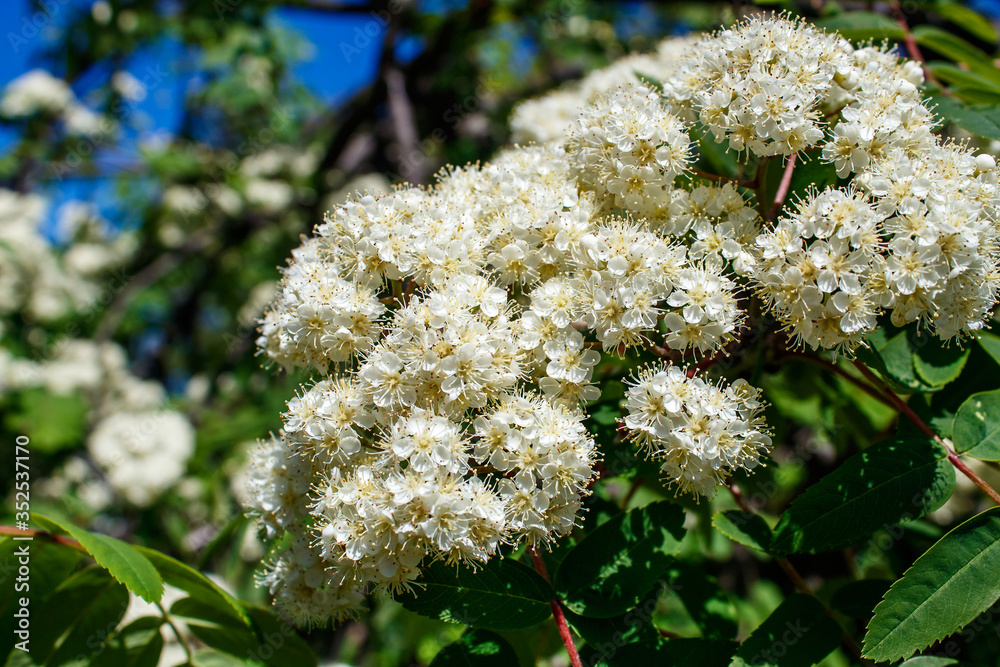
(951, 86, 1000, 105)
(29, 514, 67, 536)
(133, 546, 251, 628)
(912, 338, 969, 387)
(399, 557, 553, 630)
(176, 597, 260, 661)
(0, 538, 83, 661)
(243, 606, 317, 667)
(815, 12, 905, 42)
(712, 510, 774, 553)
(899, 658, 961, 667)
(857, 327, 940, 394)
(953, 390, 1000, 461)
(928, 62, 1000, 96)
(863, 507, 1000, 662)
(4, 390, 88, 453)
(732, 594, 842, 667)
(554, 501, 686, 618)
(932, 1, 998, 42)
(771, 438, 955, 554)
(429, 629, 519, 666)
(978, 331, 1000, 367)
(172, 599, 316, 667)
(43, 516, 163, 603)
(667, 564, 738, 639)
(590, 637, 736, 667)
(186, 650, 254, 667)
(28, 567, 130, 666)
(103, 618, 165, 667)
(930, 96, 1000, 141)
(912, 25, 999, 78)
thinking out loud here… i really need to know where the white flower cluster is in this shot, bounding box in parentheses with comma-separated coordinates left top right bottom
(249, 270, 598, 623)
(0, 190, 134, 326)
(755, 143, 1000, 347)
(858, 145, 1000, 339)
(822, 46, 932, 177)
(0, 69, 108, 137)
(753, 187, 884, 351)
(0, 187, 187, 509)
(249, 12, 1000, 626)
(2, 337, 194, 508)
(569, 83, 692, 218)
(88, 410, 195, 507)
(665, 183, 760, 274)
(509, 39, 692, 145)
(623, 364, 772, 498)
(663, 16, 853, 157)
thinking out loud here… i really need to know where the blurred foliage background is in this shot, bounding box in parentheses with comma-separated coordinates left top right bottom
(3, 0, 1000, 665)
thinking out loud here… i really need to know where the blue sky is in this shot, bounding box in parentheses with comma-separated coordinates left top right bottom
(0, 0, 389, 230)
(0, 0, 387, 138)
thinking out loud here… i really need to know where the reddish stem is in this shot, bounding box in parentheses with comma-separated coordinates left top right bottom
(728, 485, 869, 662)
(851, 359, 1000, 505)
(767, 153, 797, 222)
(783, 351, 894, 408)
(889, 0, 948, 92)
(530, 547, 583, 667)
(620, 477, 645, 510)
(0, 525, 86, 552)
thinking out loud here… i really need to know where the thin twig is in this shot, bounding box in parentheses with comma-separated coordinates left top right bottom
(156, 601, 194, 662)
(767, 153, 797, 222)
(95, 227, 216, 342)
(889, 0, 947, 92)
(645, 342, 674, 360)
(686, 352, 724, 378)
(851, 359, 1000, 505)
(728, 486, 870, 663)
(529, 547, 583, 667)
(0, 525, 87, 552)
(384, 63, 428, 183)
(620, 477, 645, 510)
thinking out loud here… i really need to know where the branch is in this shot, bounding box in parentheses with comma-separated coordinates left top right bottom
(889, 0, 947, 91)
(727, 485, 870, 664)
(767, 153, 797, 222)
(384, 64, 427, 183)
(529, 547, 583, 667)
(156, 601, 194, 662)
(0, 525, 87, 552)
(851, 359, 1000, 505)
(95, 227, 216, 342)
(782, 351, 894, 408)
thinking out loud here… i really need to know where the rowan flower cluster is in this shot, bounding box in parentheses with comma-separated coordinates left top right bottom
(623, 364, 772, 498)
(248, 13, 1000, 626)
(0, 190, 134, 326)
(0, 190, 194, 508)
(3, 337, 196, 508)
(753, 187, 885, 351)
(0, 69, 108, 137)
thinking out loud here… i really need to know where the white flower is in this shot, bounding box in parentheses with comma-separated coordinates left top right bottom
(89, 410, 195, 507)
(623, 365, 771, 499)
(569, 82, 691, 218)
(750, 187, 884, 352)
